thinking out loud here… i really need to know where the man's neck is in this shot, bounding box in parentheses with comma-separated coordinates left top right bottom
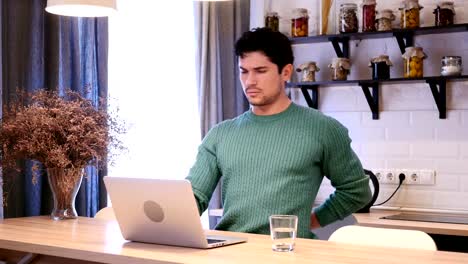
(251, 98, 292, 116)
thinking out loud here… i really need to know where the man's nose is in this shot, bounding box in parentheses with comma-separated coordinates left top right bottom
(245, 72, 257, 85)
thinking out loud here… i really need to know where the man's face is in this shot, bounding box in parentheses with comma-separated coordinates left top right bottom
(239, 51, 291, 107)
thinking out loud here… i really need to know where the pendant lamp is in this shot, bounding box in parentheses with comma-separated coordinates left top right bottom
(45, 0, 117, 17)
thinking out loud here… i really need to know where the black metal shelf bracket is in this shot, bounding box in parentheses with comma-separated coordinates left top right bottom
(426, 79, 447, 119)
(300, 86, 319, 109)
(393, 31, 414, 54)
(328, 36, 350, 58)
(359, 82, 380, 120)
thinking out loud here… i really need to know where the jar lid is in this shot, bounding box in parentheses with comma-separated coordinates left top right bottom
(266, 11, 279, 17)
(292, 8, 308, 19)
(402, 46, 427, 59)
(442, 56, 461, 61)
(376, 9, 396, 20)
(329, 58, 351, 70)
(435, 1, 455, 13)
(362, 0, 376, 6)
(400, 0, 423, 10)
(297, 62, 320, 72)
(369, 55, 393, 66)
(340, 3, 358, 9)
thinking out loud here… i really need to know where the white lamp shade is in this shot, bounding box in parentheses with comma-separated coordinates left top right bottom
(45, 0, 117, 17)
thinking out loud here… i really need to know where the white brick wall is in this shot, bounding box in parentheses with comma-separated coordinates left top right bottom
(255, 0, 468, 211)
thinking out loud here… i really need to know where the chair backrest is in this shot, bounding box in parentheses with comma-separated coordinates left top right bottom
(329, 225, 437, 251)
(94, 207, 116, 220)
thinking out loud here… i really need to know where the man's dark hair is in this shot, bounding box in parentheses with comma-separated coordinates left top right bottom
(235, 27, 294, 73)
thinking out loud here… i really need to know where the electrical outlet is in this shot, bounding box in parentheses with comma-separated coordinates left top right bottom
(406, 170, 420, 184)
(385, 170, 399, 184)
(397, 169, 436, 185)
(372, 169, 399, 184)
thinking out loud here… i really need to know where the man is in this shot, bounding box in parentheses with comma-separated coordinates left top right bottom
(186, 27, 371, 239)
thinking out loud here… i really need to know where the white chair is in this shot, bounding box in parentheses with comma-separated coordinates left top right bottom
(94, 207, 116, 220)
(329, 225, 437, 251)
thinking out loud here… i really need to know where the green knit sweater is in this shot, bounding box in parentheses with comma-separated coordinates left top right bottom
(186, 103, 371, 239)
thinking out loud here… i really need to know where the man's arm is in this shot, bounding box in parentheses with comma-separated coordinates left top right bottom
(185, 126, 222, 215)
(312, 118, 372, 228)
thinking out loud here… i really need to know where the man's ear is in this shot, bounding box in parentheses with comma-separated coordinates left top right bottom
(281, 64, 293, 82)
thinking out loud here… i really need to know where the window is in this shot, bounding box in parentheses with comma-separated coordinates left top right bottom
(108, 1, 200, 181)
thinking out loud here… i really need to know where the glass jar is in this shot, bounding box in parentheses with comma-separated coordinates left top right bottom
(376, 9, 395, 31)
(329, 58, 351, 81)
(369, 55, 393, 80)
(291, 8, 308, 37)
(400, 0, 423, 29)
(434, 2, 455, 27)
(265, 12, 279, 32)
(402, 47, 426, 78)
(297, 62, 320, 82)
(362, 0, 377, 32)
(441, 56, 462, 76)
(339, 3, 358, 33)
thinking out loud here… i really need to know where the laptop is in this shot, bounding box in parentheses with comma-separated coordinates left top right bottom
(103, 177, 247, 249)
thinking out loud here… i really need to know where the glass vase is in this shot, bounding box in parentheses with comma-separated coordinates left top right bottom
(47, 167, 84, 220)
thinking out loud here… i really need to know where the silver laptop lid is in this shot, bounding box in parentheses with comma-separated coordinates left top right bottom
(103, 177, 209, 248)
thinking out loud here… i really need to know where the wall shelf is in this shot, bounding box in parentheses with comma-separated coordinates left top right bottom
(287, 76, 468, 120)
(288, 24, 468, 119)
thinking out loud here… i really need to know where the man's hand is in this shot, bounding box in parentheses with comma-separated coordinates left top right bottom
(310, 213, 321, 229)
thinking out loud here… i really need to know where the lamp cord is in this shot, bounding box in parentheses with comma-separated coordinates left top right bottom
(374, 173, 406, 206)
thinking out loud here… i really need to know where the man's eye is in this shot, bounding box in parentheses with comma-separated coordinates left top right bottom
(240, 70, 247, 74)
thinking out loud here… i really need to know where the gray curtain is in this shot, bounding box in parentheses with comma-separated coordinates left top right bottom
(1, 0, 108, 218)
(194, 0, 250, 228)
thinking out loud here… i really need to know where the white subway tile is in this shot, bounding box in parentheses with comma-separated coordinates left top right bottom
(436, 160, 468, 174)
(350, 142, 361, 156)
(461, 143, 468, 158)
(386, 127, 434, 141)
(349, 128, 386, 141)
(411, 142, 459, 158)
(384, 189, 434, 208)
(462, 111, 468, 127)
(433, 174, 460, 192)
(385, 159, 436, 169)
(319, 87, 360, 112)
(359, 159, 386, 170)
(461, 174, 468, 192)
(410, 111, 461, 128)
(361, 112, 410, 128)
(433, 192, 468, 210)
(381, 84, 437, 111)
(435, 127, 468, 141)
(361, 142, 410, 158)
(450, 83, 468, 109)
(323, 112, 361, 129)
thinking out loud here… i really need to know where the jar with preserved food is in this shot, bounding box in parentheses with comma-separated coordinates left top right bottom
(402, 47, 426, 78)
(362, 0, 377, 32)
(441, 56, 462, 76)
(400, 0, 423, 29)
(291, 8, 308, 37)
(434, 2, 455, 27)
(369, 55, 393, 80)
(376, 9, 396, 31)
(265, 12, 280, 32)
(339, 3, 358, 33)
(296, 62, 320, 82)
(329, 58, 351, 81)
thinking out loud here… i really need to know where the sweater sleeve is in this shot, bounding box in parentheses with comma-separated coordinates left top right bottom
(185, 126, 222, 215)
(313, 117, 372, 227)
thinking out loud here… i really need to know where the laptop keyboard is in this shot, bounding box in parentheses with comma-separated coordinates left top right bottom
(207, 238, 226, 244)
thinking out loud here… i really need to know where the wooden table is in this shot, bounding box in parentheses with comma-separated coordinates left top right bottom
(354, 209, 468, 236)
(1, 216, 468, 264)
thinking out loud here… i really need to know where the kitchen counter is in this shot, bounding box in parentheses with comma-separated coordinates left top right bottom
(354, 209, 468, 236)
